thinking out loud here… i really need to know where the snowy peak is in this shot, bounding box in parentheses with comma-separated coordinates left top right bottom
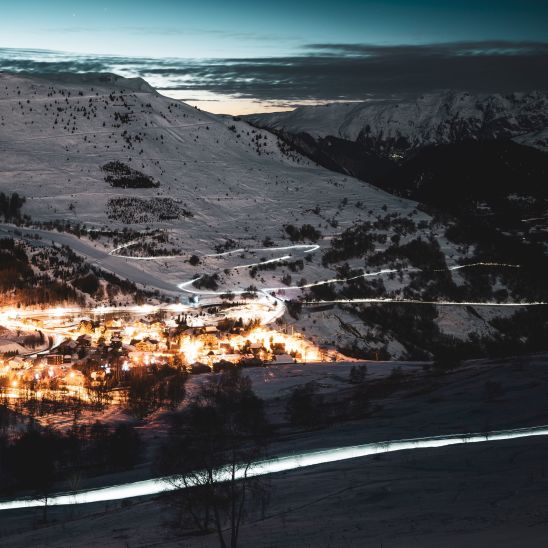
(247, 90, 548, 156)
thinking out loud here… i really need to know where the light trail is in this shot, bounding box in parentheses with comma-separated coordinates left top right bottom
(302, 298, 546, 307)
(110, 242, 320, 261)
(0, 303, 194, 320)
(108, 240, 181, 261)
(263, 269, 399, 292)
(205, 244, 319, 258)
(0, 424, 547, 511)
(446, 262, 521, 271)
(178, 260, 542, 311)
(267, 263, 521, 293)
(2, 222, 541, 323)
(232, 255, 292, 270)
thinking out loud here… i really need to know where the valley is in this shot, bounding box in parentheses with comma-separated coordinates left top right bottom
(1, 72, 547, 547)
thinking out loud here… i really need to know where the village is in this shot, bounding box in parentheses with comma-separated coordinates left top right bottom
(0, 308, 340, 403)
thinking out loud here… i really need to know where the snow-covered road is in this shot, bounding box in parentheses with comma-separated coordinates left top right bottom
(0, 424, 546, 511)
(2, 224, 544, 315)
(0, 225, 180, 293)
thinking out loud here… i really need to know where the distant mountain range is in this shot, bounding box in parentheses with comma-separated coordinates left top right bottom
(246, 91, 548, 224)
(247, 90, 548, 156)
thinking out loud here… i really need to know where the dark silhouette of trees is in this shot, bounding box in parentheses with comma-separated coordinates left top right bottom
(102, 161, 159, 188)
(9, 428, 56, 521)
(286, 381, 324, 428)
(349, 365, 368, 384)
(124, 367, 187, 418)
(0, 192, 25, 220)
(189, 254, 201, 266)
(284, 223, 321, 243)
(157, 368, 270, 548)
(0, 420, 141, 525)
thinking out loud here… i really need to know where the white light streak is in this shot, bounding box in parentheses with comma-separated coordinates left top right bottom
(303, 298, 546, 307)
(0, 424, 546, 511)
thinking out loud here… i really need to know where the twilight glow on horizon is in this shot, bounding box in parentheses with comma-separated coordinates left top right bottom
(1, 0, 548, 114)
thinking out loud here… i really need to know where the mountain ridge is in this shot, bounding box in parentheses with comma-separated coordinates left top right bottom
(247, 90, 548, 156)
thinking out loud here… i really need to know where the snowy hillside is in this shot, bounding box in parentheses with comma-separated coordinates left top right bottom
(0, 74, 543, 360)
(247, 90, 548, 157)
(0, 73, 413, 237)
(246, 90, 548, 246)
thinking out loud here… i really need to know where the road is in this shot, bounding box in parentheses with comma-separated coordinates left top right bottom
(0, 423, 546, 511)
(2, 224, 544, 322)
(109, 238, 544, 306)
(0, 225, 180, 294)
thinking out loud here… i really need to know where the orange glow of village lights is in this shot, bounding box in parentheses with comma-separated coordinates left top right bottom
(174, 326, 324, 365)
(179, 338, 202, 364)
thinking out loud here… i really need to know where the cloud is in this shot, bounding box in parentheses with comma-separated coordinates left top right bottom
(1, 42, 548, 103)
(303, 41, 548, 56)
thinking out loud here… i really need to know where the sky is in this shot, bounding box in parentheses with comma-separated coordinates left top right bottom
(1, 1, 548, 114)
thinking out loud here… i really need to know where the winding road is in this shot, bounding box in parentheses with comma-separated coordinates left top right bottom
(2, 224, 545, 322)
(0, 424, 546, 511)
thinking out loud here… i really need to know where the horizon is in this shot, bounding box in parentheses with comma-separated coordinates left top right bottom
(2, 42, 548, 115)
(2, 1, 548, 114)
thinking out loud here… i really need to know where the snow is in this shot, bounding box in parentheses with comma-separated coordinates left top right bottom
(247, 90, 548, 154)
(2, 353, 548, 546)
(0, 341, 27, 354)
(0, 74, 528, 358)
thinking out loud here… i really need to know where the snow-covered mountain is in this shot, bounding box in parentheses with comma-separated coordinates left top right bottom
(0, 72, 408, 235)
(0, 74, 544, 360)
(247, 90, 548, 156)
(246, 90, 548, 234)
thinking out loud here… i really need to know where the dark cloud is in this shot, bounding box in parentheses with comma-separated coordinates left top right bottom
(304, 41, 548, 56)
(1, 42, 548, 102)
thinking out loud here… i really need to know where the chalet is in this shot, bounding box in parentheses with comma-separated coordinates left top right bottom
(7, 356, 26, 369)
(110, 336, 123, 350)
(168, 340, 180, 352)
(219, 342, 235, 353)
(58, 339, 77, 353)
(135, 338, 159, 352)
(61, 369, 86, 387)
(91, 370, 106, 381)
(47, 354, 64, 366)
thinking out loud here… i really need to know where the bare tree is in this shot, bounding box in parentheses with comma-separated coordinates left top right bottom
(158, 368, 270, 548)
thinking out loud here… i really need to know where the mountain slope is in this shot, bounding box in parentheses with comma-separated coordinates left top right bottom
(1, 74, 546, 359)
(246, 90, 548, 240)
(0, 72, 404, 235)
(247, 90, 548, 157)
